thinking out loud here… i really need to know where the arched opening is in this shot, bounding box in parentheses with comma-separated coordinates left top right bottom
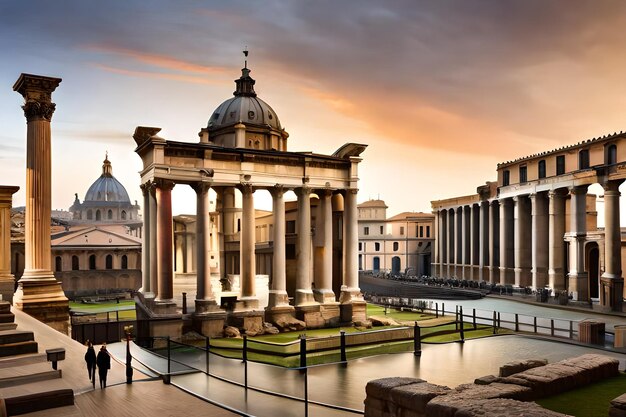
(55, 256, 62, 272)
(391, 256, 401, 275)
(107, 209, 113, 220)
(393, 242, 399, 251)
(121, 255, 128, 269)
(106, 254, 113, 269)
(121, 210, 127, 220)
(72, 255, 79, 270)
(89, 254, 96, 270)
(96, 210, 101, 221)
(373, 256, 380, 273)
(586, 243, 600, 299)
(87, 209, 93, 220)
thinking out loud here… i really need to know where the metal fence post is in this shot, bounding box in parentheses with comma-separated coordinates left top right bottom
(455, 306, 459, 330)
(442, 303, 445, 317)
(515, 314, 519, 332)
(492, 311, 497, 334)
(551, 319, 555, 337)
(340, 330, 347, 362)
(569, 321, 574, 339)
(165, 337, 171, 384)
(497, 312, 501, 328)
(472, 308, 476, 330)
(205, 336, 210, 374)
(435, 302, 439, 318)
(459, 307, 465, 343)
(300, 336, 307, 369)
(301, 336, 308, 417)
(414, 321, 421, 356)
(243, 335, 248, 389)
(534, 316, 537, 333)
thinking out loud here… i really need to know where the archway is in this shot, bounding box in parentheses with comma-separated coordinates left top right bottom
(586, 242, 600, 299)
(391, 256, 401, 275)
(373, 256, 380, 273)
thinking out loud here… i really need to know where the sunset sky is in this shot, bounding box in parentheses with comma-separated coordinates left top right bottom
(2, 1, 626, 216)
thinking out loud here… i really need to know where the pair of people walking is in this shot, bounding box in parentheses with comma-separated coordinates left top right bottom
(84, 341, 111, 388)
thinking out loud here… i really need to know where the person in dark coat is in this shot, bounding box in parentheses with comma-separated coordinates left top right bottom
(96, 344, 111, 388)
(84, 340, 97, 387)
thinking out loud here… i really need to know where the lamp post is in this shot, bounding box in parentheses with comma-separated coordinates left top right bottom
(124, 325, 133, 384)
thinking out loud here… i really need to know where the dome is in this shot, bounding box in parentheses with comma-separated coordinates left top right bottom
(84, 155, 131, 203)
(207, 67, 282, 132)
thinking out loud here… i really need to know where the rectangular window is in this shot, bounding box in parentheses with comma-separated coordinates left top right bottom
(419, 225, 424, 237)
(538, 160, 546, 179)
(358, 242, 362, 251)
(519, 165, 527, 183)
(379, 225, 384, 234)
(393, 242, 399, 251)
(286, 220, 296, 234)
(503, 170, 510, 186)
(375, 242, 380, 251)
(400, 226, 404, 236)
(426, 225, 430, 237)
(556, 155, 565, 175)
(364, 226, 369, 236)
(579, 149, 590, 169)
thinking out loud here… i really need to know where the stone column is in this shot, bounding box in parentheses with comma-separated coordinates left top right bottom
(530, 192, 549, 290)
(499, 198, 512, 285)
(448, 209, 455, 277)
(239, 184, 258, 308)
(489, 200, 499, 283)
(148, 182, 158, 297)
(340, 189, 362, 302)
(601, 180, 624, 311)
(0, 186, 19, 303)
(441, 209, 448, 278)
(567, 185, 589, 301)
(155, 180, 175, 308)
(433, 210, 439, 276)
(12, 74, 68, 332)
(470, 204, 479, 281)
(513, 195, 531, 287)
(461, 206, 468, 279)
(194, 183, 213, 301)
(456, 207, 463, 277)
(295, 186, 316, 306)
(548, 189, 566, 290)
(139, 182, 154, 297)
(478, 201, 488, 282)
(268, 186, 290, 308)
(314, 189, 336, 303)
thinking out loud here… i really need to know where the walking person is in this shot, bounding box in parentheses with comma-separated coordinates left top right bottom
(84, 340, 96, 387)
(96, 344, 111, 388)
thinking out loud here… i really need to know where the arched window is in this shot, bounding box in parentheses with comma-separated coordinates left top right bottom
(96, 210, 101, 221)
(106, 255, 113, 269)
(607, 144, 618, 165)
(121, 210, 127, 220)
(72, 255, 79, 270)
(538, 160, 546, 179)
(579, 149, 590, 169)
(55, 256, 62, 272)
(87, 209, 93, 220)
(89, 254, 96, 270)
(121, 255, 128, 270)
(393, 242, 399, 251)
(107, 210, 113, 220)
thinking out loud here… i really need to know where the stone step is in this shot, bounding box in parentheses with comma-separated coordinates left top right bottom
(3, 389, 74, 416)
(0, 301, 10, 313)
(0, 312, 16, 323)
(0, 369, 62, 388)
(0, 322, 18, 331)
(0, 353, 46, 367)
(0, 340, 38, 358)
(0, 330, 35, 345)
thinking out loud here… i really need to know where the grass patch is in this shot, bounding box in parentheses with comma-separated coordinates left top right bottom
(537, 373, 626, 417)
(366, 304, 433, 322)
(70, 300, 136, 320)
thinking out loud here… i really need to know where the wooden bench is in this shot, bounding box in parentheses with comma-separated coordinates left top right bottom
(1, 389, 74, 416)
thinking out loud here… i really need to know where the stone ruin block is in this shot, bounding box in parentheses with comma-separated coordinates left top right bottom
(426, 397, 570, 417)
(499, 358, 548, 377)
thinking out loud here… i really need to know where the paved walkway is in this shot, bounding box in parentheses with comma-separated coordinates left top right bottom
(0, 307, 237, 417)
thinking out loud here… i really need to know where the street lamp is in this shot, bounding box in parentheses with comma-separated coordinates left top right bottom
(124, 325, 133, 384)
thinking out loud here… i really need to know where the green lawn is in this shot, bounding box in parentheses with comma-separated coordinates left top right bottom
(537, 373, 626, 417)
(366, 304, 433, 322)
(69, 300, 136, 320)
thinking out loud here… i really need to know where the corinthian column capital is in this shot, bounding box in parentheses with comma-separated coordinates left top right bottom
(13, 74, 62, 122)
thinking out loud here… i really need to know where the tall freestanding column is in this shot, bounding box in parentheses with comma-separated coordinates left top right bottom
(548, 189, 566, 290)
(441, 209, 448, 277)
(448, 209, 455, 277)
(530, 192, 549, 289)
(499, 198, 513, 285)
(194, 183, 215, 303)
(479, 201, 489, 282)
(432, 210, 440, 276)
(600, 180, 624, 311)
(239, 184, 258, 308)
(268, 186, 289, 308)
(314, 189, 336, 303)
(12, 74, 68, 333)
(155, 180, 176, 310)
(567, 185, 589, 301)
(0, 186, 19, 303)
(461, 206, 468, 279)
(513, 195, 531, 287)
(489, 200, 499, 283)
(296, 186, 316, 306)
(340, 189, 362, 301)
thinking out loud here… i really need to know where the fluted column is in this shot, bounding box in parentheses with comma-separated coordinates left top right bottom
(456, 207, 462, 277)
(155, 180, 175, 303)
(499, 198, 512, 285)
(12, 74, 68, 331)
(194, 183, 213, 301)
(295, 186, 316, 305)
(448, 209, 455, 277)
(0, 186, 19, 303)
(568, 185, 589, 301)
(340, 189, 362, 302)
(548, 189, 566, 290)
(240, 184, 257, 303)
(441, 209, 448, 277)
(432, 210, 439, 276)
(461, 206, 468, 279)
(268, 186, 289, 307)
(530, 192, 549, 289)
(140, 182, 153, 296)
(148, 182, 158, 296)
(478, 201, 488, 282)
(470, 204, 479, 281)
(601, 180, 624, 310)
(513, 195, 531, 287)
(314, 189, 335, 303)
(489, 200, 499, 283)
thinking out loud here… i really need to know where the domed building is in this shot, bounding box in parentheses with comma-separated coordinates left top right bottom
(70, 154, 140, 224)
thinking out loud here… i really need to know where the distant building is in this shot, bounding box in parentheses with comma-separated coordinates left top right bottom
(11, 155, 141, 298)
(358, 199, 434, 276)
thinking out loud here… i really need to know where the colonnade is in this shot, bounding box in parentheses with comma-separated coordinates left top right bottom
(433, 181, 623, 305)
(140, 181, 361, 313)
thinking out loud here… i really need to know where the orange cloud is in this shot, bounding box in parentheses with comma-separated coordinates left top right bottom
(91, 63, 221, 85)
(83, 44, 229, 75)
(299, 86, 355, 112)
